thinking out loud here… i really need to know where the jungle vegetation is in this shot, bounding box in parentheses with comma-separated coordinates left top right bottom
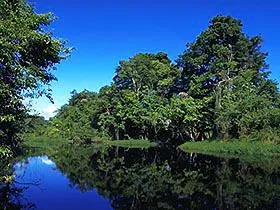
(30, 16, 280, 146)
(1, 1, 279, 209)
(1, 0, 280, 159)
(0, 0, 69, 157)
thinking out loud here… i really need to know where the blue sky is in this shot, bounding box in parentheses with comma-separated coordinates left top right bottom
(30, 0, 280, 118)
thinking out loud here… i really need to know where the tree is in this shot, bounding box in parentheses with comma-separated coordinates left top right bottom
(177, 15, 279, 139)
(51, 90, 99, 143)
(92, 85, 124, 140)
(216, 70, 280, 139)
(0, 0, 70, 149)
(167, 96, 210, 141)
(31, 15, 280, 144)
(113, 52, 179, 96)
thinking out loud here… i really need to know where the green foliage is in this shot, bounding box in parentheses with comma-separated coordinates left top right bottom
(0, 146, 13, 185)
(215, 69, 280, 139)
(177, 15, 280, 139)
(248, 128, 280, 144)
(104, 139, 157, 148)
(45, 90, 101, 143)
(0, 0, 70, 150)
(180, 140, 280, 157)
(0, 146, 12, 160)
(26, 15, 280, 146)
(50, 52, 208, 144)
(114, 52, 179, 95)
(24, 115, 50, 135)
(23, 136, 68, 155)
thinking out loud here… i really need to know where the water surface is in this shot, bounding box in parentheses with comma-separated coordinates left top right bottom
(12, 156, 112, 210)
(1, 145, 279, 209)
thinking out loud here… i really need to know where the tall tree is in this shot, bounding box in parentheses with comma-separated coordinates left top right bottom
(177, 15, 279, 138)
(0, 0, 70, 149)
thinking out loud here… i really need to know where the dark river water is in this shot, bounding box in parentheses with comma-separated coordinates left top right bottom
(0, 145, 280, 209)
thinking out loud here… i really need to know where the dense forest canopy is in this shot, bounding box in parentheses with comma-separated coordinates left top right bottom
(29, 16, 280, 145)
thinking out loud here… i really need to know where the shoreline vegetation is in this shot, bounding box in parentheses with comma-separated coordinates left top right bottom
(103, 139, 157, 148)
(180, 140, 280, 157)
(180, 140, 280, 170)
(21, 15, 280, 157)
(22, 136, 280, 172)
(23, 136, 157, 150)
(21, 14, 280, 160)
(23, 136, 280, 158)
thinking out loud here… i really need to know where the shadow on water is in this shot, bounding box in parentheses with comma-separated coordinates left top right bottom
(0, 144, 280, 209)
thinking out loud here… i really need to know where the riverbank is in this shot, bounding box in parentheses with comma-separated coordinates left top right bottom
(102, 139, 157, 148)
(23, 136, 68, 150)
(24, 136, 280, 158)
(23, 136, 157, 150)
(180, 140, 280, 157)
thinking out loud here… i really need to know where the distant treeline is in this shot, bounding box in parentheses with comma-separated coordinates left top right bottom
(27, 16, 280, 145)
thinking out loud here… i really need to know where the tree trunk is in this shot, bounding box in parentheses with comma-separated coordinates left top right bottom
(115, 127, 119, 140)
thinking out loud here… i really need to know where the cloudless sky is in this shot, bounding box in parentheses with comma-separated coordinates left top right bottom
(30, 0, 280, 118)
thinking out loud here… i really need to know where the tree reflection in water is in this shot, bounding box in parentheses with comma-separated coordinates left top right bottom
(0, 145, 279, 209)
(53, 145, 280, 209)
(0, 160, 36, 210)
